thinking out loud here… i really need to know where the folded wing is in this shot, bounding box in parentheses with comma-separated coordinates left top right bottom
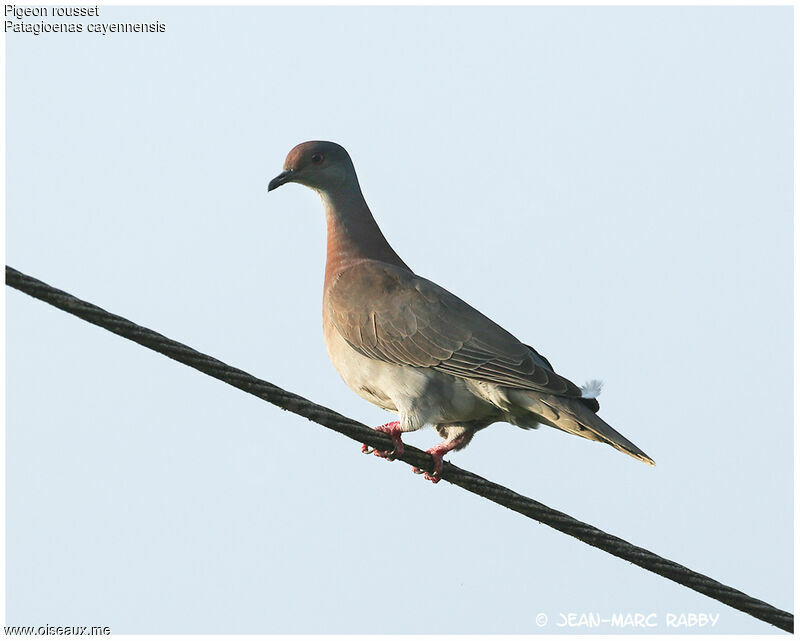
(326, 261, 582, 398)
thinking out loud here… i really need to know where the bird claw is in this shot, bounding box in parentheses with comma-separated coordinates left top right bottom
(362, 422, 404, 461)
(361, 443, 399, 458)
(373, 447, 401, 461)
(411, 466, 441, 483)
(412, 454, 443, 483)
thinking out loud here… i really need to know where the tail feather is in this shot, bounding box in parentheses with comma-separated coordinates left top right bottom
(559, 398, 655, 465)
(509, 390, 655, 465)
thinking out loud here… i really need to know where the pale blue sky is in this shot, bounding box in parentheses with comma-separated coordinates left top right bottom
(6, 5, 793, 634)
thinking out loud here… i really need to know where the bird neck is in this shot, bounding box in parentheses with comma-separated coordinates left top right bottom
(321, 183, 409, 283)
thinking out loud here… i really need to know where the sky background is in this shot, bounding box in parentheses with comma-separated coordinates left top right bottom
(5, 5, 793, 635)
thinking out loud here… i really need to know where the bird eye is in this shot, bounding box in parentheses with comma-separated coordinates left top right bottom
(311, 153, 324, 164)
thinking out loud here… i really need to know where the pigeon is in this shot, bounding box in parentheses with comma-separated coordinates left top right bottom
(268, 141, 654, 482)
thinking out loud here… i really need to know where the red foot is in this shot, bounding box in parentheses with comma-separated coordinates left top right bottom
(361, 421, 404, 460)
(411, 434, 471, 484)
(412, 450, 444, 483)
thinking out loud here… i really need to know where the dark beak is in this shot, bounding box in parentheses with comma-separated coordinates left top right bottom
(268, 170, 294, 192)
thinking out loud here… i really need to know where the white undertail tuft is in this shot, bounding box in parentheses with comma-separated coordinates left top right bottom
(581, 379, 603, 399)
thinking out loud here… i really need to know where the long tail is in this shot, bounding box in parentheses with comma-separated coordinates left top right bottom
(509, 390, 655, 465)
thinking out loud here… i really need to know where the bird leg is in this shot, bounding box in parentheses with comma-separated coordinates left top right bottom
(361, 421, 404, 460)
(412, 433, 472, 483)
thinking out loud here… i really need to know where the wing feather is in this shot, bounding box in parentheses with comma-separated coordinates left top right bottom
(326, 261, 582, 397)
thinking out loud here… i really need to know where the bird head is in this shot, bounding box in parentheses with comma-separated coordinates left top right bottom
(268, 141, 357, 194)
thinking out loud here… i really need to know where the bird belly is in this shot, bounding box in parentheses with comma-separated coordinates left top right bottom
(323, 322, 497, 429)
